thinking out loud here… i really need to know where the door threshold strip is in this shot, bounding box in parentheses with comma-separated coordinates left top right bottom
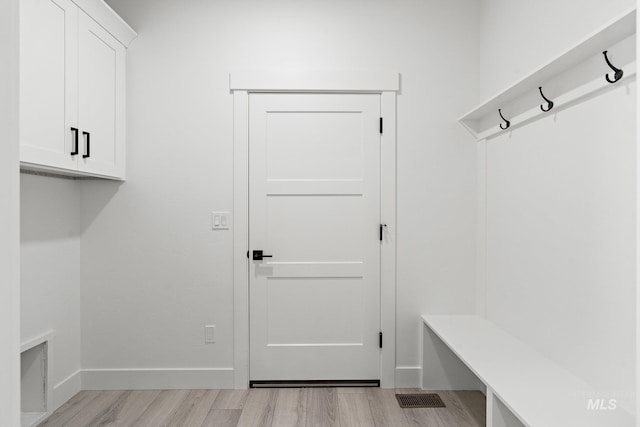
(250, 379, 380, 388)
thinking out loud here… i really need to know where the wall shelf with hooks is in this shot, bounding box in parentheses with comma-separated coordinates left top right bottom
(459, 8, 636, 142)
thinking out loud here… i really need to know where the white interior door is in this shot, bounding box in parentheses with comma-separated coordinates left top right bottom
(249, 93, 381, 382)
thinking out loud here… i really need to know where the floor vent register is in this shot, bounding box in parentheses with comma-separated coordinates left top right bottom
(395, 393, 446, 408)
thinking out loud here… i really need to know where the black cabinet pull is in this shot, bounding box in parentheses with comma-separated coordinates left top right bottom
(82, 131, 90, 158)
(70, 127, 79, 155)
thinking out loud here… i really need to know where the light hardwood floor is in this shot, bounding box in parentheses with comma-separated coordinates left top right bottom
(38, 388, 486, 427)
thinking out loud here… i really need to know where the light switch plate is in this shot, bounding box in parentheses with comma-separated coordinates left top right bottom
(205, 325, 216, 343)
(211, 211, 230, 230)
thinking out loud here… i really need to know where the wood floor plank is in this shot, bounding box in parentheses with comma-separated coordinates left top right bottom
(452, 391, 486, 426)
(336, 388, 368, 394)
(402, 406, 446, 427)
(165, 389, 220, 427)
(38, 391, 102, 427)
(305, 388, 337, 427)
(365, 388, 411, 427)
(432, 390, 479, 427)
(130, 389, 190, 427)
(53, 391, 126, 427)
(236, 389, 278, 427)
(337, 392, 374, 427)
(202, 409, 242, 427)
(94, 390, 162, 426)
(399, 389, 445, 427)
(212, 389, 249, 410)
(271, 388, 307, 427)
(84, 390, 131, 426)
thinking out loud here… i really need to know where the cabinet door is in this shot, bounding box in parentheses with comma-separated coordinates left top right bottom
(78, 12, 126, 179)
(20, 0, 79, 170)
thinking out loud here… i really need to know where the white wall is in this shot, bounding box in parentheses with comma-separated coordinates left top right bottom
(83, 0, 481, 387)
(478, 0, 636, 414)
(0, 0, 21, 423)
(21, 174, 82, 408)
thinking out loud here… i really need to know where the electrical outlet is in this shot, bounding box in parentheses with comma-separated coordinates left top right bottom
(205, 325, 216, 343)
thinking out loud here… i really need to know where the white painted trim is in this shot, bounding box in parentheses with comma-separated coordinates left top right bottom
(71, 0, 137, 47)
(395, 367, 422, 388)
(0, 0, 21, 423)
(233, 90, 250, 389)
(476, 141, 487, 318)
(636, 3, 640, 422)
(230, 70, 400, 93)
(20, 162, 125, 181)
(81, 368, 235, 390)
(20, 330, 55, 353)
(380, 91, 397, 389)
(23, 412, 48, 427)
(232, 73, 398, 390)
(52, 370, 81, 411)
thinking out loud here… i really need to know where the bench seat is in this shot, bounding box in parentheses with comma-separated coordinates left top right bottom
(422, 315, 634, 427)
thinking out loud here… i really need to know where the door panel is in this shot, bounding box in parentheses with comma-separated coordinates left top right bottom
(265, 112, 365, 180)
(266, 278, 365, 345)
(267, 195, 365, 261)
(20, 0, 78, 169)
(249, 93, 381, 381)
(78, 12, 125, 178)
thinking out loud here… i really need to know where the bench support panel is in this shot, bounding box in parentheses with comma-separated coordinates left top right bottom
(422, 322, 485, 391)
(487, 389, 526, 427)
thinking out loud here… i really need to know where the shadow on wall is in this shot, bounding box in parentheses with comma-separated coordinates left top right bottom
(20, 172, 122, 243)
(79, 179, 123, 234)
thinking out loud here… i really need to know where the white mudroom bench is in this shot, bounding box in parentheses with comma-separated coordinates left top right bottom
(422, 315, 634, 427)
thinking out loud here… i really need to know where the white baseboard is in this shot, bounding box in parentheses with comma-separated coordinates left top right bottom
(395, 366, 422, 388)
(81, 368, 235, 390)
(52, 370, 82, 412)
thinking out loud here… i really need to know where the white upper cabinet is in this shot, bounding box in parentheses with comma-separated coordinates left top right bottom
(20, 0, 79, 171)
(19, 0, 136, 180)
(77, 12, 126, 178)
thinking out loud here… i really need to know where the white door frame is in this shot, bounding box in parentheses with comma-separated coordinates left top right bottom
(231, 70, 399, 389)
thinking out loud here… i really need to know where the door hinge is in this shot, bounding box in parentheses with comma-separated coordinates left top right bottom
(379, 332, 383, 349)
(379, 223, 387, 241)
(379, 117, 383, 134)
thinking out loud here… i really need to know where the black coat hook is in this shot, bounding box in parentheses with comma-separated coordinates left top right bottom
(538, 86, 554, 112)
(603, 50, 623, 83)
(498, 109, 510, 130)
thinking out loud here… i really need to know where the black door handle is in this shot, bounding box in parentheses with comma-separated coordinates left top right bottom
(82, 131, 90, 158)
(380, 223, 387, 241)
(70, 127, 79, 155)
(252, 250, 273, 261)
